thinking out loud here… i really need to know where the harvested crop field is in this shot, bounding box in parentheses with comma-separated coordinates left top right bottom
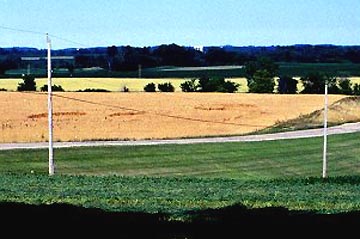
(0, 92, 345, 143)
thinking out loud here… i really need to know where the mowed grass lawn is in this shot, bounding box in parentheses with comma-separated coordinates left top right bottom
(1, 133, 359, 178)
(1, 132, 360, 216)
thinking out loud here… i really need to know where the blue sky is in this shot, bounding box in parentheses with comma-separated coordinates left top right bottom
(0, 0, 359, 49)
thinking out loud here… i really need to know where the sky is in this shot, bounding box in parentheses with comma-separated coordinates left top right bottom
(0, 0, 359, 49)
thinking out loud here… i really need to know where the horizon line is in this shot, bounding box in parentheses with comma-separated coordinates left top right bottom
(2, 43, 360, 51)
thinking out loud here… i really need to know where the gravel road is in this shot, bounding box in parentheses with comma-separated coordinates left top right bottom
(1, 122, 360, 151)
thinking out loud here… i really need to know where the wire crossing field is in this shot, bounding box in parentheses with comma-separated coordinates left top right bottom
(0, 132, 360, 216)
(0, 92, 345, 143)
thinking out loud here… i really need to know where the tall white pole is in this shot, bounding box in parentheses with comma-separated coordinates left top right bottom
(47, 33, 55, 176)
(322, 83, 328, 178)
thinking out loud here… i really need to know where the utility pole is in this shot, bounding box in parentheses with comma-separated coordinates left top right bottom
(20, 38, 74, 176)
(322, 83, 328, 178)
(47, 33, 55, 176)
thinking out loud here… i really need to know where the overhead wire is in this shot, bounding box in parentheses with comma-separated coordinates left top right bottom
(25, 91, 267, 128)
(0, 25, 92, 48)
(0, 25, 45, 36)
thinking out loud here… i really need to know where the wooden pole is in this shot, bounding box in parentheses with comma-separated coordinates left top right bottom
(47, 33, 54, 176)
(322, 83, 328, 178)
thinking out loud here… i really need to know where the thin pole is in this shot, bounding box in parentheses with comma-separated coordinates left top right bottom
(47, 33, 54, 176)
(322, 83, 328, 178)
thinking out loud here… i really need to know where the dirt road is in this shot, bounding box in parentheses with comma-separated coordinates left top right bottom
(0, 122, 359, 150)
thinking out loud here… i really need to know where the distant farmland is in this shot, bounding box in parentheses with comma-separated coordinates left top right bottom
(4, 62, 360, 78)
(0, 77, 249, 92)
(1, 77, 360, 93)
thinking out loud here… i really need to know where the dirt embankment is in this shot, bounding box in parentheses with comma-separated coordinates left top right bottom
(271, 96, 360, 131)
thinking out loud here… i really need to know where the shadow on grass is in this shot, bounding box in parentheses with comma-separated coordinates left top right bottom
(1, 202, 359, 238)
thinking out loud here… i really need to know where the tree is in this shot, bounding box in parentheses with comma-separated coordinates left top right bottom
(221, 80, 240, 93)
(198, 76, 217, 92)
(0, 57, 17, 75)
(17, 75, 36, 91)
(144, 83, 156, 92)
(244, 57, 278, 93)
(181, 76, 240, 93)
(248, 70, 275, 93)
(245, 57, 279, 80)
(180, 79, 198, 92)
(204, 48, 237, 65)
(278, 76, 298, 94)
(122, 86, 129, 92)
(300, 73, 338, 94)
(107, 45, 118, 71)
(353, 84, 360, 95)
(158, 82, 175, 92)
(152, 44, 201, 66)
(40, 84, 65, 92)
(338, 78, 353, 95)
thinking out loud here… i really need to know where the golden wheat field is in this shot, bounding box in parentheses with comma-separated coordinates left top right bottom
(0, 92, 345, 143)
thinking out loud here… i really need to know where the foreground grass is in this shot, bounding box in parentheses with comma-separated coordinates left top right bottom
(0, 132, 359, 217)
(1, 132, 359, 179)
(1, 174, 360, 217)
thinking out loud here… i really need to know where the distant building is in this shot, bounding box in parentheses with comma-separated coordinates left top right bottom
(193, 46, 204, 52)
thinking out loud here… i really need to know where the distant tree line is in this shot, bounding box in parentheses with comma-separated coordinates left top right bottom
(13, 70, 360, 95)
(1, 44, 360, 75)
(243, 57, 360, 95)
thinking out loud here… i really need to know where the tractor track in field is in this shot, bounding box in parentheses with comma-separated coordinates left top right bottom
(1, 122, 360, 151)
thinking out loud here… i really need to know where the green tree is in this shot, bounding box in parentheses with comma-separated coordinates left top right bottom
(245, 57, 278, 93)
(107, 45, 118, 71)
(353, 84, 360, 95)
(197, 77, 239, 93)
(0, 57, 17, 75)
(181, 77, 239, 93)
(180, 79, 198, 92)
(17, 75, 36, 91)
(158, 82, 175, 92)
(245, 57, 279, 80)
(220, 80, 240, 93)
(144, 83, 156, 92)
(40, 84, 65, 92)
(300, 73, 338, 94)
(338, 78, 353, 95)
(278, 76, 298, 94)
(248, 70, 275, 93)
(198, 76, 218, 92)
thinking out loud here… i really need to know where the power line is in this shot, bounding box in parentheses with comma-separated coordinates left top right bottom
(0, 25, 45, 36)
(23, 91, 266, 128)
(48, 34, 90, 48)
(0, 25, 91, 48)
(51, 93, 266, 127)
